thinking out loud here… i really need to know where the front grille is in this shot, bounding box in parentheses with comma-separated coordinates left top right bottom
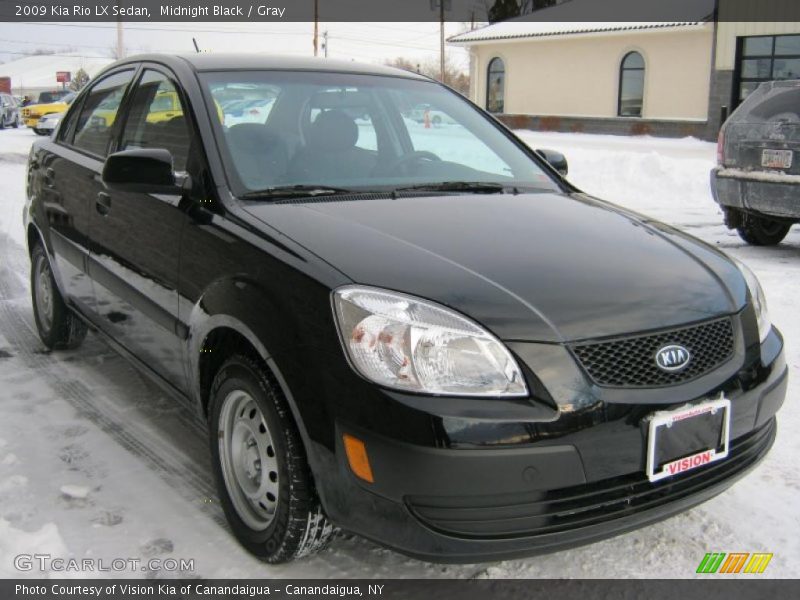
(570, 317, 735, 388)
(408, 420, 774, 539)
(22, 109, 31, 117)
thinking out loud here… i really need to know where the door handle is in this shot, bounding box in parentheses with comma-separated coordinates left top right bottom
(95, 192, 111, 216)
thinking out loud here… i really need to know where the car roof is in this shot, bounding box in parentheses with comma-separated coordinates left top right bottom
(108, 53, 429, 81)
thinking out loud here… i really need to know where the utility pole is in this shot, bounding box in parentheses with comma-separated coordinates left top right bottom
(322, 30, 328, 58)
(313, 0, 319, 56)
(116, 1, 124, 58)
(439, 0, 445, 82)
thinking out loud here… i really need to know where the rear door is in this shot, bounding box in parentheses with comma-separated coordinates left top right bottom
(87, 66, 195, 392)
(44, 68, 136, 316)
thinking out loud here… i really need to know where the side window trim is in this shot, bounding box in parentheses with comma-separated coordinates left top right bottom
(111, 64, 176, 155)
(112, 63, 196, 156)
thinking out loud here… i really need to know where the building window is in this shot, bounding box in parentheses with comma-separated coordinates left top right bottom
(736, 34, 800, 104)
(486, 57, 505, 113)
(618, 51, 645, 117)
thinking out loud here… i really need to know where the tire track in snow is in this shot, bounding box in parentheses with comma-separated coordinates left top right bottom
(0, 231, 227, 528)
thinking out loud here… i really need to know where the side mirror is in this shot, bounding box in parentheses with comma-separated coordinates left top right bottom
(102, 148, 188, 195)
(536, 148, 569, 177)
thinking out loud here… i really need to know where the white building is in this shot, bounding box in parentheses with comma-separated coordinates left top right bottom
(449, 1, 800, 139)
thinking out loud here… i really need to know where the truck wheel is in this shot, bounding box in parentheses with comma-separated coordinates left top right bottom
(13, 115, 20, 128)
(30, 242, 88, 350)
(737, 214, 791, 246)
(209, 354, 334, 563)
(33, 128, 48, 136)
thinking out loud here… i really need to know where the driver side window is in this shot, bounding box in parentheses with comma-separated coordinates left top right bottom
(120, 69, 192, 172)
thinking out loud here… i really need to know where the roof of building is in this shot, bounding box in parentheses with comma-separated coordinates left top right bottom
(449, 0, 715, 45)
(0, 55, 114, 90)
(449, 21, 708, 44)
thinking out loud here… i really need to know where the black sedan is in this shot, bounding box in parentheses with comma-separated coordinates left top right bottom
(24, 54, 786, 563)
(712, 80, 799, 245)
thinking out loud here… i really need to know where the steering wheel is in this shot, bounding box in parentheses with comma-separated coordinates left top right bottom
(385, 150, 441, 175)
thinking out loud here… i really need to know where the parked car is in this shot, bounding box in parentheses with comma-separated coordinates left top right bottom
(711, 80, 799, 245)
(407, 102, 457, 126)
(33, 111, 65, 135)
(22, 91, 76, 134)
(25, 54, 786, 564)
(0, 92, 20, 128)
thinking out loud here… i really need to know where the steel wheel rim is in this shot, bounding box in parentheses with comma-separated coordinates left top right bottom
(218, 390, 279, 531)
(34, 256, 53, 332)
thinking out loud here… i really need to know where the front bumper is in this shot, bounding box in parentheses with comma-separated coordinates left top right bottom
(315, 324, 786, 562)
(711, 166, 800, 219)
(36, 120, 57, 133)
(24, 117, 41, 128)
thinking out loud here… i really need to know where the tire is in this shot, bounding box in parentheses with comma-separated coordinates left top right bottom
(13, 115, 20, 128)
(736, 213, 791, 246)
(33, 128, 48, 136)
(209, 354, 334, 563)
(30, 242, 88, 350)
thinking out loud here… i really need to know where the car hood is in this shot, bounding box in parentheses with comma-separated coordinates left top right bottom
(244, 192, 747, 342)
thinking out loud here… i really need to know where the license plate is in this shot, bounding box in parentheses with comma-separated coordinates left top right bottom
(646, 395, 731, 483)
(761, 148, 793, 169)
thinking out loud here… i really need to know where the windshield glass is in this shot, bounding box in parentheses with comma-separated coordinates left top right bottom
(200, 70, 559, 196)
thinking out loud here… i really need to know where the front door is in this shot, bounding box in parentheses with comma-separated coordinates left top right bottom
(88, 67, 194, 392)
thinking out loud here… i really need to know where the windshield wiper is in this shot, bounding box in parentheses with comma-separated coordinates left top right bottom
(239, 184, 354, 200)
(393, 181, 507, 194)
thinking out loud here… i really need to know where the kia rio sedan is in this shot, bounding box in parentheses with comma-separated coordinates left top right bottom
(24, 54, 787, 563)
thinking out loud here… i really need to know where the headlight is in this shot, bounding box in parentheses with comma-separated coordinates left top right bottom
(332, 286, 528, 397)
(734, 258, 771, 343)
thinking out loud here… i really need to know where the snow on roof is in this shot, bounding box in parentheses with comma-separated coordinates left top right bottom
(449, 21, 707, 44)
(0, 55, 113, 90)
(449, 0, 715, 45)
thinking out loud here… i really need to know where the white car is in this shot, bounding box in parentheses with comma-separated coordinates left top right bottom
(35, 111, 65, 135)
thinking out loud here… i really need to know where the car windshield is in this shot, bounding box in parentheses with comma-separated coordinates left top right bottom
(200, 70, 559, 197)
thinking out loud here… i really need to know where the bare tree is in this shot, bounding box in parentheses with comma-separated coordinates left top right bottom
(69, 68, 91, 92)
(487, 0, 557, 22)
(385, 56, 470, 96)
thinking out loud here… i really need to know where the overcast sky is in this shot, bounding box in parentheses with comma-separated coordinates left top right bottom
(0, 21, 472, 70)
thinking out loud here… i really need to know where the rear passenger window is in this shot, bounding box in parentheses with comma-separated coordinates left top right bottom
(119, 70, 192, 172)
(71, 70, 134, 157)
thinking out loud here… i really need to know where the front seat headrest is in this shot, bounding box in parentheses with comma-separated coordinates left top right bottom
(306, 110, 358, 152)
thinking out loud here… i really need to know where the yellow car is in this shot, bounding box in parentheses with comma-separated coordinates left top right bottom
(23, 92, 76, 134)
(88, 90, 185, 129)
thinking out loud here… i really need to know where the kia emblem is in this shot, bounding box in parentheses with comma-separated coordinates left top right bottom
(655, 344, 691, 372)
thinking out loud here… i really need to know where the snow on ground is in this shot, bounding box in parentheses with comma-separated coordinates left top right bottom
(0, 126, 798, 579)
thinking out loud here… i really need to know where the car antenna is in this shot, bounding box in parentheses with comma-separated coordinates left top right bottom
(192, 38, 201, 53)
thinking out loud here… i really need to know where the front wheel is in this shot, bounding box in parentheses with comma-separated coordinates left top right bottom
(737, 213, 791, 246)
(13, 115, 20, 128)
(209, 355, 333, 563)
(30, 242, 88, 349)
(33, 128, 48, 136)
